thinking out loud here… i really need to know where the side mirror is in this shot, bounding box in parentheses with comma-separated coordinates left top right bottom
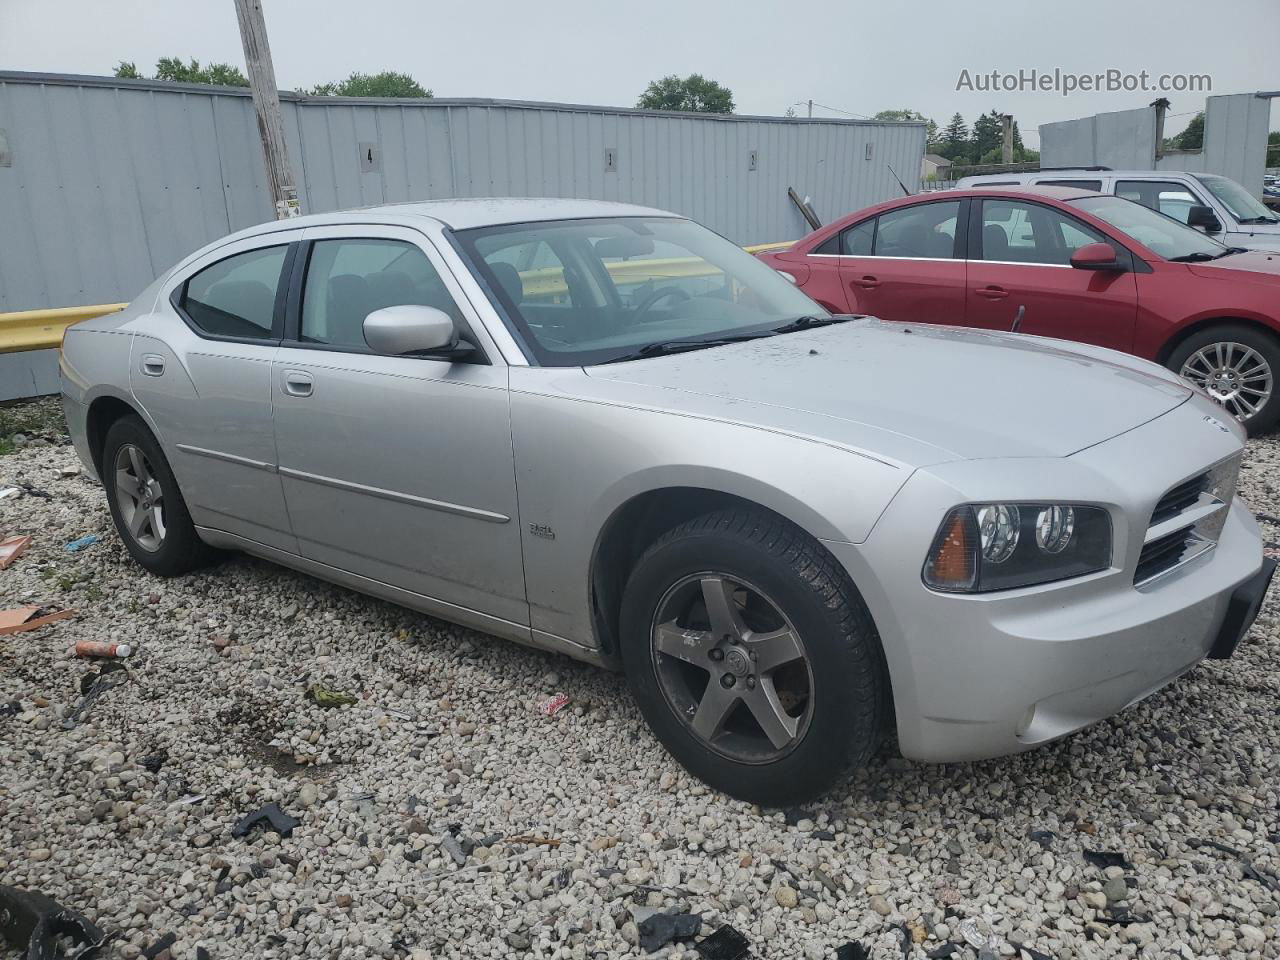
(1070, 242, 1125, 271)
(1187, 204, 1222, 233)
(363, 305, 471, 358)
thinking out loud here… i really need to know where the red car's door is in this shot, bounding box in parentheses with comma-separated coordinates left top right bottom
(966, 198, 1138, 351)
(835, 199, 967, 324)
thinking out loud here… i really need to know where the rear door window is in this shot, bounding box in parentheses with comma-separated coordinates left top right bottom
(180, 245, 289, 340)
(873, 201, 961, 259)
(1115, 180, 1202, 224)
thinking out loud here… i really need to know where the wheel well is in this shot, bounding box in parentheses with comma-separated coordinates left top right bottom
(589, 488, 804, 664)
(1157, 316, 1280, 366)
(85, 396, 139, 476)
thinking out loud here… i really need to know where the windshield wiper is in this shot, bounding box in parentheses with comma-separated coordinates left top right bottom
(771, 314, 853, 334)
(1237, 216, 1279, 225)
(1168, 251, 1222, 262)
(600, 332, 775, 364)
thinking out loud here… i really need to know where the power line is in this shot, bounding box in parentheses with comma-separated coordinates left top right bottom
(792, 100, 873, 120)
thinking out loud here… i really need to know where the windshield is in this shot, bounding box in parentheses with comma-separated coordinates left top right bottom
(455, 217, 826, 366)
(1195, 174, 1279, 223)
(1068, 195, 1227, 260)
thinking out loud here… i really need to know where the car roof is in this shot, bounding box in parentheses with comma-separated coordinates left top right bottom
(942, 185, 1101, 200)
(960, 169, 1204, 182)
(233, 197, 680, 240)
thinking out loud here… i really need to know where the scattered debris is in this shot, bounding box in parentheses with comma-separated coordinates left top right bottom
(926, 946, 959, 959)
(1027, 829, 1056, 849)
(835, 942, 871, 960)
(0, 535, 32, 569)
(1189, 838, 1280, 893)
(696, 925, 751, 960)
(74, 640, 132, 659)
(0, 486, 21, 500)
(537, 692, 570, 717)
(62, 669, 128, 729)
(637, 911, 700, 952)
(64, 534, 98, 553)
(504, 835, 561, 847)
(306, 683, 357, 708)
(231, 802, 301, 840)
(0, 605, 76, 636)
(1083, 850, 1133, 871)
(142, 932, 177, 959)
(782, 807, 816, 826)
(0, 701, 20, 718)
(0, 884, 109, 960)
(59, 465, 81, 478)
(1009, 944, 1053, 960)
(141, 752, 166, 774)
(440, 834, 467, 866)
(0, 481, 52, 500)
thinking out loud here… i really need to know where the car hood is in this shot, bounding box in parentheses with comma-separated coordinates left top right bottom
(1187, 249, 1280, 279)
(584, 319, 1190, 465)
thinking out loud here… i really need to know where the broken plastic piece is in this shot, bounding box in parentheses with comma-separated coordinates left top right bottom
(926, 946, 959, 959)
(0, 605, 75, 636)
(1083, 850, 1132, 870)
(638, 912, 700, 952)
(306, 683, 357, 708)
(142, 932, 176, 959)
(537, 692, 570, 716)
(0, 535, 32, 570)
(0, 884, 108, 960)
(231, 802, 300, 839)
(695, 925, 751, 960)
(64, 535, 98, 553)
(958, 918, 993, 949)
(835, 942, 871, 960)
(1027, 829, 1055, 849)
(62, 671, 128, 729)
(1008, 944, 1053, 960)
(440, 834, 466, 866)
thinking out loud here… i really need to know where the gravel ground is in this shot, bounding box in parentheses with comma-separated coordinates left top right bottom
(1, 400, 1279, 960)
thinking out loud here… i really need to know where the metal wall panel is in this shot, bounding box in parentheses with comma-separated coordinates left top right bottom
(1039, 94, 1273, 194)
(0, 71, 925, 312)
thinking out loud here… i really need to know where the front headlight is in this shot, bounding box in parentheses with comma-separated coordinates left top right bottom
(922, 503, 1112, 593)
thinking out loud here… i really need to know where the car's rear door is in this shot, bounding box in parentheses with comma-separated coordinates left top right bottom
(131, 231, 302, 553)
(965, 197, 1138, 351)
(269, 222, 528, 627)
(836, 198, 968, 323)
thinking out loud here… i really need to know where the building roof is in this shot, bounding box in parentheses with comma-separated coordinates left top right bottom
(924, 154, 953, 165)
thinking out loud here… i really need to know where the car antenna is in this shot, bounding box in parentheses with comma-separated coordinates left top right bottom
(886, 164, 911, 197)
(1010, 305, 1025, 333)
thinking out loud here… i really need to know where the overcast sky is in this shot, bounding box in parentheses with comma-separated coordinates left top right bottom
(3, 0, 1276, 146)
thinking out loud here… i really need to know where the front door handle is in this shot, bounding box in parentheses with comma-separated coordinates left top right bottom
(851, 275, 880, 289)
(140, 354, 165, 377)
(977, 285, 1009, 300)
(282, 370, 314, 398)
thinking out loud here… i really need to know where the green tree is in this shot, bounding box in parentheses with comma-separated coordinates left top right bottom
(939, 113, 969, 161)
(308, 71, 431, 98)
(873, 109, 938, 143)
(114, 57, 248, 86)
(1171, 112, 1205, 150)
(637, 74, 734, 113)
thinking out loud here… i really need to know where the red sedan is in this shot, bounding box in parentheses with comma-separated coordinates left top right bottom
(759, 186, 1280, 433)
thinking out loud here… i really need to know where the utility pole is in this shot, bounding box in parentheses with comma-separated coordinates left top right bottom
(1151, 97, 1170, 160)
(808, 99, 813, 119)
(1000, 114, 1014, 165)
(233, 0, 300, 219)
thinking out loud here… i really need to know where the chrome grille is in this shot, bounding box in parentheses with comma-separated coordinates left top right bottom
(1135, 454, 1241, 586)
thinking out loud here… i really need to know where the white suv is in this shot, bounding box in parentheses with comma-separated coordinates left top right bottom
(955, 169, 1280, 252)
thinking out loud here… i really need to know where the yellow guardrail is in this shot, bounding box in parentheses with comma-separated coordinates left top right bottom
(0, 241, 794, 353)
(0, 303, 127, 354)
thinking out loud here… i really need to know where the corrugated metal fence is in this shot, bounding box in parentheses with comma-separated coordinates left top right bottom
(0, 71, 925, 313)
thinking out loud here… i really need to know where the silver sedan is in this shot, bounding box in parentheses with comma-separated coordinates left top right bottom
(61, 198, 1273, 804)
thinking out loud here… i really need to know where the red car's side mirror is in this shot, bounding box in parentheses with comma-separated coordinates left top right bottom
(1070, 242, 1124, 271)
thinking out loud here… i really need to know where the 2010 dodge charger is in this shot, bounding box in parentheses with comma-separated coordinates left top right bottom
(61, 198, 1273, 804)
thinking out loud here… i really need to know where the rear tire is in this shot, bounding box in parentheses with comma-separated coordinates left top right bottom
(1167, 324, 1280, 436)
(619, 508, 888, 806)
(102, 416, 215, 576)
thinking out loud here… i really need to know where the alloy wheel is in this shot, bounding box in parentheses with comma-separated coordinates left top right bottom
(1180, 341, 1273, 422)
(650, 573, 814, 764)
(113, 443, 167, 552)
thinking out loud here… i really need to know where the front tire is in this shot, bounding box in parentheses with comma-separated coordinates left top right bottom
(102, 416, 215, 576)
(619, 508, 887, 806)
(1168, 324, 1280, 435)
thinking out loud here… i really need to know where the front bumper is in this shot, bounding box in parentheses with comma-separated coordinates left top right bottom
(830, 396, 1268, 762)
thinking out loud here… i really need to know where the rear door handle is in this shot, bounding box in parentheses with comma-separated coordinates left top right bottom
(977, 285, 1009, 300)
(282, 370, 314, 398)
(851, 276, 880, 289)
(140, 354, 165, 377)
